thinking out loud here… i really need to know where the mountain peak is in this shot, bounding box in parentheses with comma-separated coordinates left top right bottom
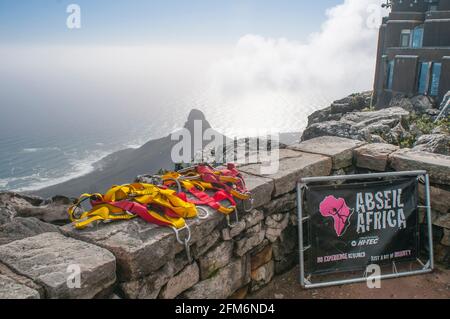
(184, 109, 211, 130)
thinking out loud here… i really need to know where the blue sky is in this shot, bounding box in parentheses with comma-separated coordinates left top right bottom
(0, 0, 342, 44)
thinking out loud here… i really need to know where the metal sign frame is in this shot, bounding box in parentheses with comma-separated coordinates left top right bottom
(297, 170, 434, 289)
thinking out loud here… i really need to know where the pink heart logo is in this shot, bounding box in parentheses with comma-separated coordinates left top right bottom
(319, 195, 353, 237)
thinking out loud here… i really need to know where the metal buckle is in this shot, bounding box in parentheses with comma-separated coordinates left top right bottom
(124, 210, 136, 217)
(226, 210, 239, 228)
(171, 225, 192, 263)
(242, 196, 254, 213)
(196, 206, 210, 220)
(177, 164, 200, 174)
(156, 176, 182, 193)
(71, 195, 95, 219)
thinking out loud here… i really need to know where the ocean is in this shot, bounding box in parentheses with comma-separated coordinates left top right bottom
(0, 44, 344, 193)
(0, 101, 323, 193)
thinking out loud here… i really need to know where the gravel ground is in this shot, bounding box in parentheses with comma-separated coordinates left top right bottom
(249, 265, 450, 299)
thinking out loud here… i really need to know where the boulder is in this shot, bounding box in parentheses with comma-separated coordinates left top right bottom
(192, 229, 221, 259)
(0, 232, 116, 299)
(243, 209, 265, 229)
(222, 221, 246, 241)
(159, 262, 200, 299)
(250, 260, 274, 292)
(120, 262, 174, 299)
(0, 262, 43, 297)
(0, 204, 16, 224)
(413, 134, 450, 156)
(301, 120, 367, 141)
(182, 257, 251, 299)
(418, 184, 450, 214)
(240, 173, 274, 208)
(265, 213, 290, 243)
(302, 107, 410, 142)
(354, 143, 399, 171)
(389, 95, 435, 114)
(389, 149, 450, 185)
(240, 151, 332, 197)
(0, 192, 43, 206)
(251, 244, 273, 271)
(0, 216, 60, 246)
(431, 211, 450, 230)
(383, 122, 411, 145)
(0, 275, 40, 299)
(262, 192, 297, 216)
(0, 192, 72, 225)
(198, 241, 233, 280)
(342, 107, 409, 127)
(307, 92, 372, 125)
(235, 223, 266, 257)
(290, 136, 366, 169)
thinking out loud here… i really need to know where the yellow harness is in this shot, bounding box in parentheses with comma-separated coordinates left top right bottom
(68, 183, 198, 230)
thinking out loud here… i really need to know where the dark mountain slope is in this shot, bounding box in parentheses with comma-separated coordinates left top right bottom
(34, 109, 224, 198)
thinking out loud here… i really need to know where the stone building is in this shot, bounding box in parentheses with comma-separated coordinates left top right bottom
(373, 0, 450, 106)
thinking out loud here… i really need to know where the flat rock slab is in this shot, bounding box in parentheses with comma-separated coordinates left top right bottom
(61, 208, 223, 281)
(389, 149, 450, 185)
(343, 107, 410, 125)
(182, 257, 251, 299)
(0, 192, 71, 224)
(0, 232, 116, 299)
(418, 184, 450, 214)
(160, 262, 200, 299)
(0, 274, 40, 299)
(240, 172, 274, 208)
(241, 151, 332, 197)
(0, 217, 60, 246)
(354, 143, 399, 171)
(289, 136, 366, 169)
(0, 262, 44, 297)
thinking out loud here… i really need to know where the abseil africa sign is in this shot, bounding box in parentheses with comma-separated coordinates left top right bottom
(305, 177, 419, 274)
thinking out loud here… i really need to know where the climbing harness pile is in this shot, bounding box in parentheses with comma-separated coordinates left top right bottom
(68, 163, 253, 261)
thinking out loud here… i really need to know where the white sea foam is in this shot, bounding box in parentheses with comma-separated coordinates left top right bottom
(22, 147, 61, 153)
(4, 150, 111, 192)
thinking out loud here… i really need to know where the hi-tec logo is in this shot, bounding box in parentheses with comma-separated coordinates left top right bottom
(351, 237, 379, 247)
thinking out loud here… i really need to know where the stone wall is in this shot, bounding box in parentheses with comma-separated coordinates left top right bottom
(0, 136, 449, 299)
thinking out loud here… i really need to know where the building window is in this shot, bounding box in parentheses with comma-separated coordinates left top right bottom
(386, 60, 394, 90)
(412, 26, 424, 48)
(429, 4, 438, 11)
(428, 1, 439, 11)
(430, 63, 442, 96)
(418, 62, 431, 95)
(400, 30, 411, 47)
(417, 62, 442, 96)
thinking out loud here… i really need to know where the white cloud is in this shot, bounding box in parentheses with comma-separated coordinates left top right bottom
(203, 0, 388, 131)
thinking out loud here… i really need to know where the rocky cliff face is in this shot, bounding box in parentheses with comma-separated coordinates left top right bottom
(302, 92, 449, 156)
